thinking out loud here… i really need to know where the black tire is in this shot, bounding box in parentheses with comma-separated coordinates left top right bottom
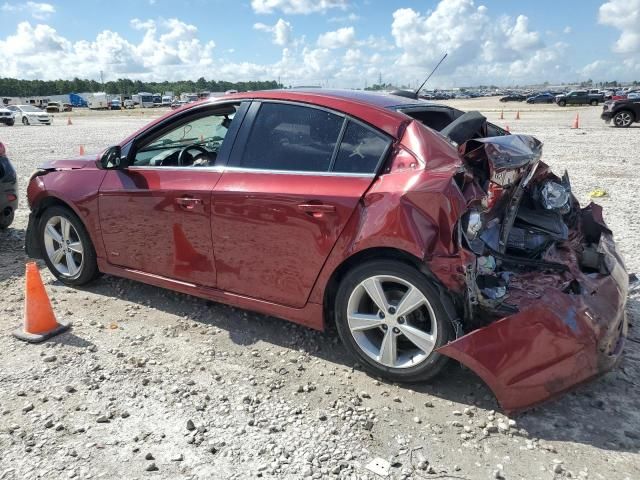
(6, 119, 14, 126)
(558, 100, 566, 107)
(613, 110, 634, 128)
(38, 205, 100, 286)
(334, 260, 453, 383)
(590, 99, 598, 106)
(22, 116, 29, 126)
(0, 209, 14, 229)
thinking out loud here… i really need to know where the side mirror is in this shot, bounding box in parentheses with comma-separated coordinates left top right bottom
(99, 146, 123, 169)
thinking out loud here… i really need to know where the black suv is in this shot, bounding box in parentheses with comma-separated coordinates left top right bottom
(0, 141, 17, 228)
(601, 98, 640, 127)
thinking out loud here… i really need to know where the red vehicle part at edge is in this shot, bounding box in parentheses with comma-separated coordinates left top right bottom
(25, 90, 628, 413)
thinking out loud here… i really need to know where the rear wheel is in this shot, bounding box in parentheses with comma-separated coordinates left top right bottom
(558, 100, 566, 106)
(22, 116, 29, 126)
(590, 99, 599, 106)
(38, 206, 99, 285)
(334, 260, 453, 383)
(613, 110, 634, 128)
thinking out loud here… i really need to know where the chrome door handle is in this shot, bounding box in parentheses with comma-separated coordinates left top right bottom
(297, 203, 336, 217)
(176, 197, 202, 209)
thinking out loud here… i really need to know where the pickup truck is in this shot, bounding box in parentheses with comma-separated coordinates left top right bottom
(555, 90, 605, 106)
(601, 98, 640, 127)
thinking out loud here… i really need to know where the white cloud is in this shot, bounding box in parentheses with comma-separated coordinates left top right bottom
(329, 12, 359, 23)
(599, 0, 640, 53)
(317, 26, 355, 49)
(254, 18, 292, 46)
(1, 1, 55, 20)
(563, 26, 572, 34)
(390, 0, 571, 85)
(251, 0, 347, 15)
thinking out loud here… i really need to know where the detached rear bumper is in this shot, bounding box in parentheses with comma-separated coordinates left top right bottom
(439, 206, 628, 413)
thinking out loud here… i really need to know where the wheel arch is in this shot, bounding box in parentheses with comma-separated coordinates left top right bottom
(322, 247, 461, 334)
(27, 195, 92, 259)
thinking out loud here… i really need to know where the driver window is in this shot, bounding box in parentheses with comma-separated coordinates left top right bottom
(132, 104, 238, 167)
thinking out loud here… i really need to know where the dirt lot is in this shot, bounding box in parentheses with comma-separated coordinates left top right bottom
(1, 99, 639, 480)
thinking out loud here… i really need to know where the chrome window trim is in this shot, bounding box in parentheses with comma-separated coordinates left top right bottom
(125, 165, 374, 178)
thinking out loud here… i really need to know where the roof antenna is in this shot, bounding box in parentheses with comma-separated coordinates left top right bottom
(415, 52, 448, 97)
(391, 52, 448, 100)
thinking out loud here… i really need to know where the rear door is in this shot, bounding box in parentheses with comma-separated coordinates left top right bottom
(212, 101, 392, 307)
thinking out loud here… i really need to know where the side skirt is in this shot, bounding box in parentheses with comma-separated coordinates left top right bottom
(97, 259, 324, 330)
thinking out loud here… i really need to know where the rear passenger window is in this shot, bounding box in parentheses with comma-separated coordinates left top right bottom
(239, 103, 344, 172)
(332, 121, 390, 174)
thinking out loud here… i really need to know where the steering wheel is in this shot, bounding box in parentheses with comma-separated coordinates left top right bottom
(177, 145, 210, 166)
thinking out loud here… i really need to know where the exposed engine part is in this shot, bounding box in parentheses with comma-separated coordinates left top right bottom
(477, 256, 496, 275)
(515, 207, 569, 241)
(465, 210, 482, 239)
(539, 180, 570, 213)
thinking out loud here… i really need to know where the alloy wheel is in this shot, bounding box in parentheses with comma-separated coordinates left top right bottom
(346, 275, 438, 369)
(614, 112, 632, 127)
(43, 216, 84, 278)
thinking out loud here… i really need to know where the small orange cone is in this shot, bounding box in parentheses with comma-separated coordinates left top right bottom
(515, 111, 520, 120)
(499, 110, 504, 120)
(67, 116, 72, 126)
(79, 145, 85, 156)
(13, 263, 71, 343)
(505, 125, 510, 133)
(572, 113, 580, 129)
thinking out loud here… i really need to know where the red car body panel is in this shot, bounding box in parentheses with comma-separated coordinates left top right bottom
(211, 170, 374, 308)
(99, 169, 220, 287)
(24, 90, 629, 413)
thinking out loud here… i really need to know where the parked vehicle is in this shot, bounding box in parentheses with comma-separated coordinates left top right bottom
(555, 90, 604, 106)
(87, 93, 109, 110)
(62, 103, 73, 112)
(6, 105, 52, 125)
(46, 101, 62, 113)
(525, 93, 555, 104)
(123, 99, 136, 109)
(110, 98, 122, 110)
(134, 92, 155, 108)
(23, 89, 628, 412)
(0, 140, 18, 228)
(499, 94, 526, 102)
(162, 95, 173, 107)
(601, 98, 640, 127)
(0, 107, 15, 126)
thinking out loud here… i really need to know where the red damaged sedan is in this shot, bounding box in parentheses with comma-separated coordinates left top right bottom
(25, 89, 628, 412)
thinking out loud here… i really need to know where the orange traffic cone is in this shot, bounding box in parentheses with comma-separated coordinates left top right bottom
(499, 110, 504, 120)
(505, 125, 510, 133)
(13, 263, 71, 343)
(515, 111, 520, 120)
(572, 113, 580, 129)
(67, 116, 72, 126)
(79, 145, 85, 156)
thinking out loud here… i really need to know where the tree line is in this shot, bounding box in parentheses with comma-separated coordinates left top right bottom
(0, 77, 281, 97)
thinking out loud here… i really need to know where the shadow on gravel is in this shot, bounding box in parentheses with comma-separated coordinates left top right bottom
(49, 331, 94, 349)
(0, 227, 27, 283)
(73, 273, 640, 454)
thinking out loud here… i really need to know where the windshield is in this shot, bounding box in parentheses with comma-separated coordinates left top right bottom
(20, 105, 43, 112)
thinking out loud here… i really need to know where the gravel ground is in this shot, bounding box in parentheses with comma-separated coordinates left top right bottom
(0, 99, 638, 480)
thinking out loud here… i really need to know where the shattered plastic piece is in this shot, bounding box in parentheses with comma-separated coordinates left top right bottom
(589, 188, 608, 198)
(540, 181, 570, 212)
(477, 256, 496, 275)
(365, 458, 391, 476)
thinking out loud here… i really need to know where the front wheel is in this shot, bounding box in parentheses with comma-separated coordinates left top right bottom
(613, 111, 634, 128)
(334, 260, 453, 383)
(22, 116, 29, 126)
(590, 99, 599, 106)
(558, 100, 566, 106)
(38, 206, 99, 285)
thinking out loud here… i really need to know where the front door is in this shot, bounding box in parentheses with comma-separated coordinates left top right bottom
(212, 101, 392, 307)
(98, 102, 246, 287)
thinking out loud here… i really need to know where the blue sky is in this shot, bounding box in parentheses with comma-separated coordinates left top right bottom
(1, 0, 638, 87)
